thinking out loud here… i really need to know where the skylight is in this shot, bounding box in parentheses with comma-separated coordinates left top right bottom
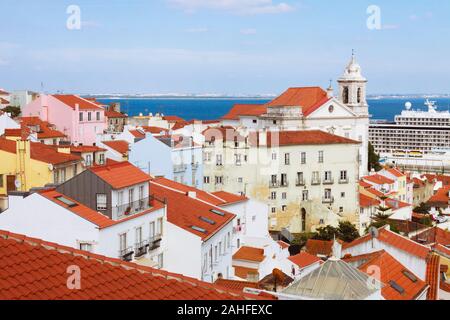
(55, 196, 78, 208)
(210, 209, 225, 217)
(389, 280, 405, 294)
(191, 226, 207, 234)
(199, 216, 216, 225)
(402, 270, 418, 283)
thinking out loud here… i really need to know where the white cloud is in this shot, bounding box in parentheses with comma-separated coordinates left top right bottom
(240, 28, 257, 35)
(168, 0, 294, 15)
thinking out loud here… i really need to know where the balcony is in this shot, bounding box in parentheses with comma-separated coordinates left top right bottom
(112, 196, 153, 220)
(296, 179, 305, 186)
(149, 235, 162, 251)
(269, 181, 280, 188)
(311, 178, 321, 185)
(280, 181, 289, 188)
(322, 196, 334, 204)
(119, 247, 134, 262)
(323, 178, 334, 185)
(134, 240, 148, 258)
(339, 178, 349, 184)
(191, 162, 200, 170)
(174, 164, 188, 173)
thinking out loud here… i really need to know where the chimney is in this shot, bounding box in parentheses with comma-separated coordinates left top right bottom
(187, 191, 196, 199)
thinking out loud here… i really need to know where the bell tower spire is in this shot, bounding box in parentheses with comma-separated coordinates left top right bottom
(337, 52, 368, 116)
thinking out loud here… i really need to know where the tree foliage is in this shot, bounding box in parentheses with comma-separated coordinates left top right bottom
(1, 106, 21, 118)
(313, 221, 360, 243)
(368, 142, 382, 172)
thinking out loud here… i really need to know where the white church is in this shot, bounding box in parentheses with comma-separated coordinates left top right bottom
(221, 54, 370, 177)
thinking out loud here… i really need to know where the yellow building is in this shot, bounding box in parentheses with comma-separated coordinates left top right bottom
(0, 138, 83, 196)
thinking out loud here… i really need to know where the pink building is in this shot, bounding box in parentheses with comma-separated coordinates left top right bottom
(22, 94, 107, 146)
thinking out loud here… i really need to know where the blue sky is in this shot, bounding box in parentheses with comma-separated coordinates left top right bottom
(1, 0, 449, 95)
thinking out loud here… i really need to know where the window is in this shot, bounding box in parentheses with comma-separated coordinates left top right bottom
(136, 226, 143, 244)
(340, 170, 348, 181)
(216, 154, 223, 166)
(270, 192, 277, 200)
(139, 185, 144, 200)
(157, 253, 164, 269)
(227, 232, 231, 248)
(271, 207, 276, 213)
(272, 153, 277, 160)
(204, 176, 210, 184)
(253, 119, 257, 124)
(341, 192, 346, 198)
(319, 219, 325, 225)
(339, 207, 344, 213)
(324, 189, 332, 199)
(214, 245, 218, 262)
(60, 168, 66, 182)
(282, 192, 287, 200)
(85, 154, 92, 166)
(281, 173, 288, 186)
(79, 243, 92, 252)
(285, 153, 290, 165)
(96, 194, 107, 211)
(119, 233, 127, 252)
(204, 152, 211, 162)
(324, 171, 332, 182)
(219, 241, 222, 256)
(343, 87, 349, 104)
(128, 188, 134, 204)
(318, 151, 324, 163)
(73, 164, 78, 176)
(282, 205, 287, 212)
(157, 217, 163, 236)
(99, 154, 105, 165)
(52, 139, 57, 145)
(88, 112, 92, 121)
(301, 152, 306, 164)
(149, 221, 155, 239)
(238, 177, 243, 183)
(96, 112, 100, 121)
(235, 154, 242, 165)
(297, 172, 304, 185)
(118, 191, 124, 205)
(312, 171, 320, 183)
(53, 170, 59, 184)
(79, 112, 83, 122)
(215, 176, 223, 185)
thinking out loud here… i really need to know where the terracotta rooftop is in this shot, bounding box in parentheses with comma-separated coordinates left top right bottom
(101, 140, 130, 155)
(266, 87, 331, 116)
(288, 252, 322, 269)
(425, 254, 440, 300)
(412, 227, 450, 247)
(362, 174, 395, 185)
(0, 89, 9, 95)
(355, 250, 429, 300)
(53, 95, 103, 111)
(427, 186, 450, 206)
(359, 193, 380, 208)
(211, 191, 248, 206)
(305, 239, 333, 257)
(129, 129, 145, 139)
(214, 279, 261, 291)
(222, 104, 267, 120)
(234, 266, 259, 280)
(150, 179, 235, 241)
(20, 117, 66, 139)
(141, 126, 169, 135)
(0, 230, 261, 300)
(0, 138, 81, 165)
(69, 145, 106, 153)
(105, 109, 127, 118)
(365, 187, 385, 198)
(277, 240, 290, 250)
(342, 226, 431, 259)
(233, 246, 265, 263)
(256, 130, 359, 147)
(89, 161, 151, 189)
(0, 97, 9, 104)
(386, 168, 405, 178)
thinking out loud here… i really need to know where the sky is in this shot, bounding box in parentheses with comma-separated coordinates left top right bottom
(1, 0, 450, 95)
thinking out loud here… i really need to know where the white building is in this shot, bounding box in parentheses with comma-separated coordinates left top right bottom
(0, 188, 166, 268)
(221, 54, 369, 177)
(0, 112, 20, 136)
(202, 127, 361, 233)
(8, 90, 38, 110)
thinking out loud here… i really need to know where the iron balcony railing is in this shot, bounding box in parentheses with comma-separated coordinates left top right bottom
(119, 247, 134, 261)
(113, 196, 153, 220)
(296, 179, 306, 186)
(322, 196, 335, 204)
(269, 181, 280, 188)
(311, 177, 321, 185)
(339, 178, 349, 184)
(323, 177, 334, 185)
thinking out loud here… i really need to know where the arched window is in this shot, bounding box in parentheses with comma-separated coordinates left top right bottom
(343, 87, 349, 104)
(357, 87, 362, 104)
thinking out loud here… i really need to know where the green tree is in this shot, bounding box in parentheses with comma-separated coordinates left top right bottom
(368, 142, 382, 172)
(1, 106, 21, 118)
(413, 202, 431, 215)
(337, 221, 360, 242)
(313, 225, 338, 241)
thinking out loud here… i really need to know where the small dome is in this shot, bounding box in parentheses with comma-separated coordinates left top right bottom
(339, 54, 366, 81)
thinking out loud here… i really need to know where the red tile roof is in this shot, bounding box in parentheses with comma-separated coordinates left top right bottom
(69, 145, 106, 153)
(262, 130, 359, 147)
(363, 174, 395, 185)
(356, 250, 428, 300)
(105, 109, 127, 118)
(343, 227, 431, 259)
(0, 138, 81, 165)
(0, 230, 262, 300)
(425, 254, 440, 300)
(3, 128, 24, 137)
(222, 104, 267, 120)
(89, 161, 151, 189)
(141, 126, 169, 135)
(150, 179, 235, 241)
(52, 95, 103, 111)
(365, 188, 385, 198)
(233, 247, 265, 262)
(129, 129, 145, 138)
(0, 89, 9, 95)
(413, 227, 450, 247)
(305, 239, 333, 257)
(266, 87, 331, 116)
(20, 116, 66, 139)
(277, 240, 290, 249)
(40, 188, 164, 229)
(211, 191, 248, 205)
(288, 252, 321, 268)
(214, 279, 261, 291)
(163, 115, 185, 122)
(234, 266, 259, 280)
(384, 198, 411, 211)
(359, 180, 372, 188)
(0, 97, 10, 104)
(387, 168, 405, 178)
(428, 186, 450, 206)
(359, 193, 380, 208)
(102, 140, 129, 155)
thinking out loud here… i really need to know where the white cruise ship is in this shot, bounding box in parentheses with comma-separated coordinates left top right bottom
(370, 100, 450, 173)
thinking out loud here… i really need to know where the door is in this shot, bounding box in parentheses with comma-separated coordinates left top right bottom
(6, 175, 16, 193)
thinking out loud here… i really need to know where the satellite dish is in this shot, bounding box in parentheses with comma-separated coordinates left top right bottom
(369, 226, 379, 239)
(14, 180, 21, 188)
(405, 102, 412, 110)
